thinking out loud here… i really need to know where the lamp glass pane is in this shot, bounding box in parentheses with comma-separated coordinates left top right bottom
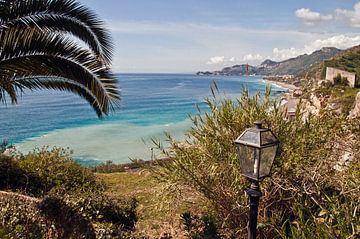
(260, 130, 278, 145)
(237, 144, 260, 180)
(259, 145, 278, 177)
(238, 130, 259, 145)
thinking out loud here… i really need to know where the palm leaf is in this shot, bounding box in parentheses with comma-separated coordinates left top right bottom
(0, 0, 120, 117)
(13, 76, 105, 117)
(0, 0, 113, 64)
(0, 54, 120, 115)
(0, 27, 108, 72)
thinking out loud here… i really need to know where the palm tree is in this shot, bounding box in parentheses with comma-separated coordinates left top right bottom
(0, 0, 120, 117)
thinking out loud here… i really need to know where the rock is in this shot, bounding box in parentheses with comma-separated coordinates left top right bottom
(293, 89, 302, 97)
(333, 135, 355, 171)
(2, 146, 16, 156)
(309, 93, 323, 109)
(348, 92, 360, 118)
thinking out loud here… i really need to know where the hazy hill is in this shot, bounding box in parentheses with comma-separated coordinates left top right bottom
(271, 47, 341, 76)
(197, 47, 341, 76)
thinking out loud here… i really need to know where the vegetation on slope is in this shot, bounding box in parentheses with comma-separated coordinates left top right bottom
(0, 148, 138, 238)
(1, 87, 359, 238)
(321, 45, 360, 79)
(272, 47, 341, 76)
(98, 171, 205, 238)
(153, 87, 360, 238)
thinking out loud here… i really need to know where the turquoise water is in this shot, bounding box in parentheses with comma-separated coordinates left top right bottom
(1, 74, 286, 164)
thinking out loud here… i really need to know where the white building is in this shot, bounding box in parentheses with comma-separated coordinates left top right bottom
(325, 67, 357, 88)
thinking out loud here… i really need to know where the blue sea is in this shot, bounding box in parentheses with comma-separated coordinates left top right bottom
(1, 74, 286, 165)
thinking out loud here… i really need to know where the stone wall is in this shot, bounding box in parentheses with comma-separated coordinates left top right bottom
(325, 67, 357, 88)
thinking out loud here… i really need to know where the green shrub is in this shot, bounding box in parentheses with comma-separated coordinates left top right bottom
(90, 160, 126, 173)
(0, 140, 11, 154)
(0, 147, 103, 196)
(0, 147, 139, 238)
(333, 73, 349, 86)
(155, 88, 360, 238)
(182, 211, 222, 239)
(0, 191, 139, 238)
(0, 193, 48, 239)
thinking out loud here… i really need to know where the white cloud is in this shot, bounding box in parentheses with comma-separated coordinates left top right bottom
(272, 34, 360, 61)
(105, 20, 340, 72)
(295, 8, 333, 25)
(206, 56, 225, 65)
(242, 53, 263, 62)
(272, 47, 301, 61)
(336, 2, 360, 27)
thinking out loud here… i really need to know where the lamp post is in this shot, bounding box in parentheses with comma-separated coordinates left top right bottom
(234, 121, 279, 239)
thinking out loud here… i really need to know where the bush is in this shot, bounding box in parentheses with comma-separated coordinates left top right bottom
(182, 211, 222, 239)
(0, 140, 11, 154)
(0, 192, 48, 239)
(333, 73, 349, 86)
(90, 160, 126, 173)
(0, 147, 139, 238)
(0, 147, 103, 196)
(155, 88, 360, 238)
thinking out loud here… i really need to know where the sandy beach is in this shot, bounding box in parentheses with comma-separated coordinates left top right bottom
(262, 79, 299, 91)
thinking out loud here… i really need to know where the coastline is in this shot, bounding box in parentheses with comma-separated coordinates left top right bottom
(10, 74, 293, 165)
(262, 78, 299, 91)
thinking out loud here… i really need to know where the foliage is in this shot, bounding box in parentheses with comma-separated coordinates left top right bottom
(0, 193, 47, 239)
(155, 87, 360, 238)
(0, 0, 120, 116)
(311, 82, 359, 116)
(182, 211, 222, 239)
(321, 45, 360, 79)
(0, 191, 139, 238)
(91, 160, 126, 173)
(333, 73, 349, 86)
(0, 140, 12, 154)
(0, 147, 139, 238)
(0, 147, 103, 196)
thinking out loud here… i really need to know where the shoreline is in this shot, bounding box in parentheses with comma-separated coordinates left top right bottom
(262, 78, 299, 91)
(11, 76, 298, 166)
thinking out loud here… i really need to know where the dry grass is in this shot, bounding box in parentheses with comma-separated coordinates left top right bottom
(97, 170, 205, 238)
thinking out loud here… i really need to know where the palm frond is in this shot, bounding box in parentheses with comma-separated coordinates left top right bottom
(0, 77, 17, 104)
(0, 0, 113, 64)
(0, 54, 120, 115)
(0, 27, 108, 72)
(0, 0, 120, 117)
(13, 76, 105, 117)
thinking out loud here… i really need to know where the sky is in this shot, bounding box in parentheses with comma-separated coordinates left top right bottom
(79, 0, 360, 73)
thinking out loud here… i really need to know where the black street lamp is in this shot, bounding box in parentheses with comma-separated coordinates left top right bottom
(234, 121, 279, 239)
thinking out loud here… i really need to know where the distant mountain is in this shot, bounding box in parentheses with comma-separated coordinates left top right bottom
(197, 47, 341, 77)
(270, 47, 342, 76)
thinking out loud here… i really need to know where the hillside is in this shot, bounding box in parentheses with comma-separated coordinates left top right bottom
(320, 45, 360, 78)
(299, 44, 360, 80)
(197, 47, 341, 76)
(272, 47, 341, 76)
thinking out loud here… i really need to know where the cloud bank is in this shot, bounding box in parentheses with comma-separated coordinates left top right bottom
(272, 35, 360, 61)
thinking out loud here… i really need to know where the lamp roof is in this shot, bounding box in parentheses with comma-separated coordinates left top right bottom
(234, 123, 279, 148)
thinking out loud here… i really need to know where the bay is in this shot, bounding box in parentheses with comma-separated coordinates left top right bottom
(1, 74, 286, 164)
